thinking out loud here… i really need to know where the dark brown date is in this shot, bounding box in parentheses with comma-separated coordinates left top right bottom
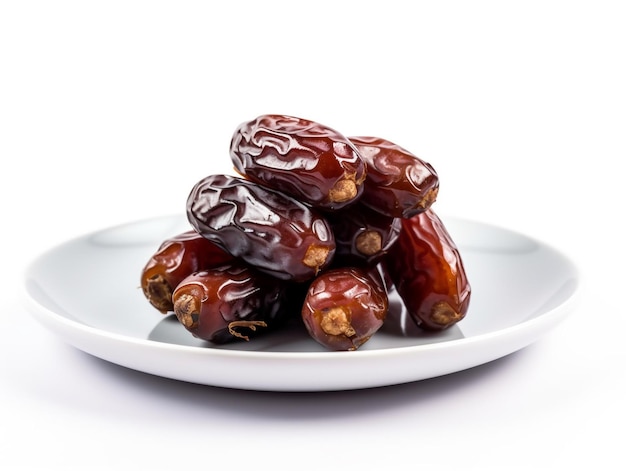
(383, 209, 471, 330)
(172, 263, 289, 343)
(186, 174, 336, 282)
(301, 267, 388, 351)
(140, 230, 234, 313)
(230, 114, 367, 210)
(348, 136, 439, 218)
(326, 202, 401, 265)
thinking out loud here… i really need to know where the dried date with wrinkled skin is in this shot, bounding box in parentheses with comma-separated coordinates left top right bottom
(383, 209, 471, 330)
(301, 266, 388, 351)
(187, 174, 336, 282)
(326, 202, 401, 266)
(348, 136, 439, 218)
(230, 114, 367, 210)
(140, 230, 234, 313)
(172, 264, 289, 344)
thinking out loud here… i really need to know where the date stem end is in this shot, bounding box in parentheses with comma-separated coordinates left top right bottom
(430, 301, 463, 328)
(328, 177, 358, 204)
(145, 274, 174, 314)
(173, 293, 200, 330)
(319, 307, 356, 338)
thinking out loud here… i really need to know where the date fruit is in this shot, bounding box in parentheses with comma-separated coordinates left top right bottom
(230, 114, 367, 210)
(172, 263, 289, 344)
(383, 209, 471, 330)
(301, 267, 388, 351)
(186, 174, 336, 282)
(140, 230, 234, 313)
(348, 136, 439, 218)
(139, 115, 472, 352)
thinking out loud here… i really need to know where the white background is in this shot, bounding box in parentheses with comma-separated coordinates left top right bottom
(2, 1, 625, 469)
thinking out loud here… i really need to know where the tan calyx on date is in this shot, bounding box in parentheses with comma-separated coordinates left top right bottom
(355, 231, 383, 256)
(173, 293, 199, 330)
(418, 187, 439, 212)
(328, 171, 366, 204)
(144, 274, 174, 314)
(328, 178, 357, 203)
(303, 245, 331, 271)
(319, 307, 356, 337)
(430, 301, 464, 327)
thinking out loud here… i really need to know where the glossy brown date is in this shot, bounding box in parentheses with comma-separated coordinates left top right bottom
(140, 230, 234, 313)
(326, 202, 401, 266)
(383, 209, 471, 330)
(230, 114, 367, 210)
(348, 136, 439, 218)
(301, 267, 388, 351)
(186, 174, 336, 282)
(172, 263, 289, 344)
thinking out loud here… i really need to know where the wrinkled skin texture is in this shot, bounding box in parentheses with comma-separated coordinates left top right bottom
(172, 264, 289, 344)
(349, 136, 439, 218)
(384, 209, 471, 330)
(326, 202, 401, 266)
(187, 174, 336, 282)
(301, 267, 388, 351)
(231, 114, 367, 210)
(140, 230, 234, 313)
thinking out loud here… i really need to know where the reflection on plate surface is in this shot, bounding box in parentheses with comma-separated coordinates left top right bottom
(23, 215, 579, 391)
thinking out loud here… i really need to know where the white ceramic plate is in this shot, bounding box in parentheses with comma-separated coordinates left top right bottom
(23, 215, 579, 392)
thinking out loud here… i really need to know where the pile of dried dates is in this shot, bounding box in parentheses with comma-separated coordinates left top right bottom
(140, 114, 471, 351)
